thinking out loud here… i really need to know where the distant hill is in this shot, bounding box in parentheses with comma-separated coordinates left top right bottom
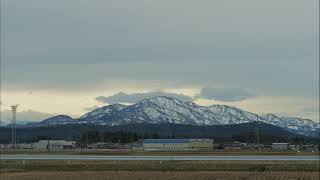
(34, 115, 75, 125)
(0, 122, 318, 144)
(22, 96, 319, 137)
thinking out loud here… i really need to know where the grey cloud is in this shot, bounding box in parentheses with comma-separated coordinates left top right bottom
(196, 87, 254, 102)
(1, 0, 318, 99)
(96, 91, 194, 104)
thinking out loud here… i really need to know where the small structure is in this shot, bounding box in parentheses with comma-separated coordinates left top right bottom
(90, 142, 114, 149)
(89, 142, 130, 149)
(301, 144, 319, 152)
(143, 139, 214, 151)
(223, 142, 247, 150)
(33, 140, 76, 150)
(16, 143, 33, 149)
(272, 143, 289, 151)
(289, 144, 300, 151)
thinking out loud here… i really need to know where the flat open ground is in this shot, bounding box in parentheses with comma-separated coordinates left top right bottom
(1, 171, 320, 180)
(1, 160, 319, 172)
(1, 160, 319, 180)
(1, 149, 318, 156)
(1, 154, 319, 161)
(1, 151, 319, 179)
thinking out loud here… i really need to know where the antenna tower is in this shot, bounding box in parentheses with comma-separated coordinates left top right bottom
(11, 105, 18, 149)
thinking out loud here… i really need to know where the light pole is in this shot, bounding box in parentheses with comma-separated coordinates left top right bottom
(11, 105, 18, 149)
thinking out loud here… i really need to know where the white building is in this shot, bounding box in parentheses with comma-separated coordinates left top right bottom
(0, 143, 33, 149)
(16, 143, 33, 149)
(33, 140, 76, 149)
(272, 143, 289, 151)
(143, 139, 214, 151)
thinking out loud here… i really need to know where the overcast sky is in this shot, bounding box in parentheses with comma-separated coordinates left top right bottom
(1, 0, 319, 123)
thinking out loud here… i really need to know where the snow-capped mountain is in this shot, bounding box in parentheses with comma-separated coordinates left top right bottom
(261, 114, 319, 136)
(98, 96, 223, 126)
(79, 104, 127, 122)
(34, 96, 319, 135)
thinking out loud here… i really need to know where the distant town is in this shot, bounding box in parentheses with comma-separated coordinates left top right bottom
(1, 138, 319, 153)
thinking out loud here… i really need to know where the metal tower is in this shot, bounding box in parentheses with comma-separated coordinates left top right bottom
(256, 115, 261, 152)
(11, 105, 18, 149)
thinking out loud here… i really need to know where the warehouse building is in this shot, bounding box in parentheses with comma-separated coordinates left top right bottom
(143, 139, 214, 151)
(33, 140, 76, 150)
(272, 143, 289, 151)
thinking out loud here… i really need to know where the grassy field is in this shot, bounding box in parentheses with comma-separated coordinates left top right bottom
(1, 171, 320, 180)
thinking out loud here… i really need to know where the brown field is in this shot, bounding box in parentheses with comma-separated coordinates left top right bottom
(1, 160, 319, 180)
(1, 171, 320, 180)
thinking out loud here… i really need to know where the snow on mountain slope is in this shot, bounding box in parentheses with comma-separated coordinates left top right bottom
(33, 96, 319, 135)
(96, 97, 319, 134)
(80, 104, 127, 120)
(281, 117, 319, 130)
(206, 105, 263, 125)
(97, 96, 263, 126)
(263, 115, 319, 132)
(98, 96, 222, 126)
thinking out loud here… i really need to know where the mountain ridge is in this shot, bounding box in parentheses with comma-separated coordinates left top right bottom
(14, 96, 320, 136)
(3, 122, 318, 144)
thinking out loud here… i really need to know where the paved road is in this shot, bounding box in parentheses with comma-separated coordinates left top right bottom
(1, 155, 319, 161)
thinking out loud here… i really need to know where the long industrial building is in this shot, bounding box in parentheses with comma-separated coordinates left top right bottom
(33, 140, 76, 150)
(143, 139, 214, 151)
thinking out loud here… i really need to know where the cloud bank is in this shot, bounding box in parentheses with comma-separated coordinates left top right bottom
(196, 87, 254, 102)
(96, 91, 194, 104)
(96, 87, 255, 105)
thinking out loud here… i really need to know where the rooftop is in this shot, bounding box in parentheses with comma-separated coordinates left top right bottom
(272, 143, 289, 145)
(143, 139, 212, 144)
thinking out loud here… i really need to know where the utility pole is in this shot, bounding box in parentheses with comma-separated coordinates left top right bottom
(11, 105, 18, 149)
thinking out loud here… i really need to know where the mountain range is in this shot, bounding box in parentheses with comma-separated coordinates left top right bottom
(22, 96, 319, 137)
